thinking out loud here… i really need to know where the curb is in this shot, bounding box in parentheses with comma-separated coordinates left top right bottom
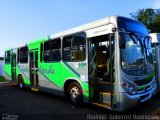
(0, 81, 10, 84)
(0, 81, 18, 87)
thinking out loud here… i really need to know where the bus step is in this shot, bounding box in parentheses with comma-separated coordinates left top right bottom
(97, 81, 115, 85)
(97, 77, 103, 82)
(93, 102, 111, 109)
(100, 92, 112, 103)
(31, 87, 39, 92)
(98, 84, 112, 92)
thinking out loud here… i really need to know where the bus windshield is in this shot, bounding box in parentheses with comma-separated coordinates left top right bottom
(118, 17, 149, 36)
(121, 33, 154, 76)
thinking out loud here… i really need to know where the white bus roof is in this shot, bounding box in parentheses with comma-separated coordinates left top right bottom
(50, 16, 121, 39)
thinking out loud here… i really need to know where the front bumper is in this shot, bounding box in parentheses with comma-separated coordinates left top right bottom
(118, 83, 156, 112)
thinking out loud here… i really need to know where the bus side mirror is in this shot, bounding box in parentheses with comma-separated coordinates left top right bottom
(119, 33, 126, 49)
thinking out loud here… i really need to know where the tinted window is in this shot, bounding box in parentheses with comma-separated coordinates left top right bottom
(62, 36, 72, 61)
(19, 47, 28, 63)
(118, 17, 148, 36)
(43, 38, 61, 62)
(62, 33, 86, 61)
(5, 51, 10, 64)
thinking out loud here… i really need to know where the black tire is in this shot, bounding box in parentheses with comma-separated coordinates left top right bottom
(18, 76, 25, 90)
(68, 82, 83, 104)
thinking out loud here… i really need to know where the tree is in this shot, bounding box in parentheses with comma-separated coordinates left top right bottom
(130, 8, 160, 33)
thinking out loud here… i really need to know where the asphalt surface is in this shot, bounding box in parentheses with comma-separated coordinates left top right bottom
(0, 85, 160, 120)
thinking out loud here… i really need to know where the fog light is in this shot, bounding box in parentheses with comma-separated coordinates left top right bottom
(121, 82, 136, 95)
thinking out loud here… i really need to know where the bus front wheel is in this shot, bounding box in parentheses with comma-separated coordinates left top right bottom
(68, 82, 83, 104)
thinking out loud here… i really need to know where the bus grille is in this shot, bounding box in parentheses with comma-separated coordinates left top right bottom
(140, 94, 149, 101)
(134, 78, 152, 86)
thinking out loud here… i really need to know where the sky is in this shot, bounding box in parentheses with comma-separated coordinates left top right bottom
(0, 0, 160, 57)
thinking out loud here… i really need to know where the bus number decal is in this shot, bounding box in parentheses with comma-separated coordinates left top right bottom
(77, 63, 86, 69)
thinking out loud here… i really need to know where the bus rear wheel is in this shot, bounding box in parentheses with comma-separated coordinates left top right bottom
(68, 82, 83, 104)
(18, 76, 25, 90)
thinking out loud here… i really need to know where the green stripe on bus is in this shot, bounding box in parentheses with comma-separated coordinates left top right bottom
(5, 71, 11, 78)
(63, 62, 80, 78)
(39, 70, 62, 89)
(17, 65, 30, 80)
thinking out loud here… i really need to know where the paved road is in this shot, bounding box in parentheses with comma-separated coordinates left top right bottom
(0, 85, 160, 120)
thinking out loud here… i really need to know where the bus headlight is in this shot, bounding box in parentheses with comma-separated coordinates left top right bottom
(121, 82, 136, 95)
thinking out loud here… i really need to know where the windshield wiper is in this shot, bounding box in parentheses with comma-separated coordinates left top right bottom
(129, 32, 143, 47)
(129, 32, 147, 73)
(144, 36, 152, 49)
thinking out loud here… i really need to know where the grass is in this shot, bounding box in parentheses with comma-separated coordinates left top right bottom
(0, 76, 6, 82)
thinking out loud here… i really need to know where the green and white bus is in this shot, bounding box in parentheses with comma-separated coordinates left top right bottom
(4, 16, 156, 111)
(150, 33, 160, 91)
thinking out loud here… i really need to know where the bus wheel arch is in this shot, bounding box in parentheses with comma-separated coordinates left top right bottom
(64, 79, 83, 104)
(18, 74, 25, 90)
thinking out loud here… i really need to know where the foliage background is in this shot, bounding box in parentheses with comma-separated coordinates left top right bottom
(130, 8, 160, 33)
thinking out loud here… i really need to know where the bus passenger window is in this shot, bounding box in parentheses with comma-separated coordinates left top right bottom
(62, 36, 72, 61)
(73, 34, 86, 61)
(19, 47, 28, 63)
(43, 38, 61, 62)
(5, 51, 11, 64)
(62, 33, 86, 62)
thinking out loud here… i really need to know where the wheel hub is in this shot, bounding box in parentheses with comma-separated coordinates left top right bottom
(70, 87, 80, 101)
(19, 82, 23, 88)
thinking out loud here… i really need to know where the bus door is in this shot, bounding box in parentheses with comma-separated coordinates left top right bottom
(30, 50, 39, 89)
(11, 53, 16, 81)
(155, 42, 160, 91)
(89, 34, 115, 109)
